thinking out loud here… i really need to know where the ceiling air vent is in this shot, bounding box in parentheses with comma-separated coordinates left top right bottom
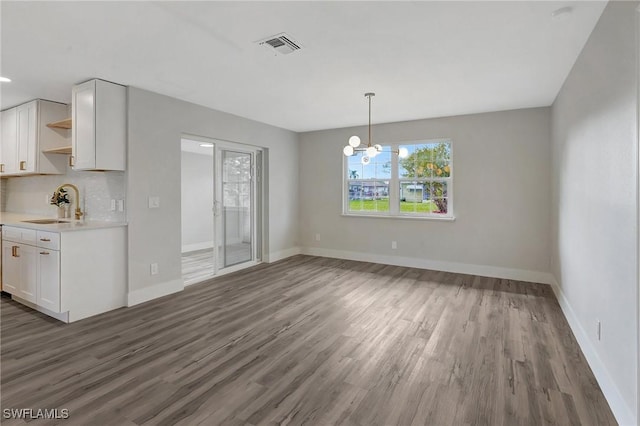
(257, 33, 302, 55)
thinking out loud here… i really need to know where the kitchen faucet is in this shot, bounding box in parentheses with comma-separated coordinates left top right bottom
(53, 183, 83, 220)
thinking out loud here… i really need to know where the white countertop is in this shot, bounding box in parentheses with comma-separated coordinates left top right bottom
(0, 212, 127, 233)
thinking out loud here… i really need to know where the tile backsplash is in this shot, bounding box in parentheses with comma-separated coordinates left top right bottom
(0, 179, 6, 211)
(4, 166, 126, 222)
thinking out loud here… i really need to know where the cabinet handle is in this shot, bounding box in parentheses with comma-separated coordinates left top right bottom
(12, 246, 19, 257)
(69, 156, 75, 167)
(40, 238, 51, 242)
(39, 251, 50, 255)
(0, 164, 4, 172)
(19, 161, 26, 171)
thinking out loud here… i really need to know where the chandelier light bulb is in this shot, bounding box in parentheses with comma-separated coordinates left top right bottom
(341, 92, 403, 164)
(348, 136, 361, 148)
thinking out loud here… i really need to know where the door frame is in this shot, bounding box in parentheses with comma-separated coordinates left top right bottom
(636, 5, 640, 423)
(636, 4, 640, 423)
(180, 134, 264, 280)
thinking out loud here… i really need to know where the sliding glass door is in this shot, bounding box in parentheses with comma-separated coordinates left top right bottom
(221, 150, 253, 267)
(181, 137, 262, 285)
(214, 143, 261, 273)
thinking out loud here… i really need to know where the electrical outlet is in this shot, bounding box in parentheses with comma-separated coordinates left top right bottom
(315, 233, 321, 242)
(391, 241, 397, 249)
(117, 199, 124, 212)
(110, 199, 116, 211)
(148, 196, 160, 209)
(596, 319, 601, 341)
(150, 263, 159, 275)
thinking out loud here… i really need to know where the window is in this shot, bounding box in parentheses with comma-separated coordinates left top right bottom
(344, 140, 453, 218)
(347, 150, 391, 213)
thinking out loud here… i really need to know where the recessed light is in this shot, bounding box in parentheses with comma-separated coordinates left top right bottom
(199, 143, 214, 148)
(551, 6, 573, 20)
(0, 76, 11, 83)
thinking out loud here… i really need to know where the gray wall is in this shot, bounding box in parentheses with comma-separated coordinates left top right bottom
(181, 151, 214, 252)
(550, 2, 638, 423)
(127, 88, 299, 304)
(299, 107, 552, 280)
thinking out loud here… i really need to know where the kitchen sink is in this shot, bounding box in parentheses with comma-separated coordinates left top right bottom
(21, 219, 71, 224)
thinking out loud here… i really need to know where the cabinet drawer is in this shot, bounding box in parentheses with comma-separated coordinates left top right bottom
(36, 231, 60, 250)
(2, 226, 36, 244)
(2, 226, 21, 242)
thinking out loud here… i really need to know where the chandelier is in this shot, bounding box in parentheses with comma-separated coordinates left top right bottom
(342, 92, 408, 165)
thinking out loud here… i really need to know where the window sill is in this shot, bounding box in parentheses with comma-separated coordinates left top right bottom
(341, 213, 456, 221)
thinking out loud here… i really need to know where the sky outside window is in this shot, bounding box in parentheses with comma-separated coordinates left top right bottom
(347, 150, 391, 179)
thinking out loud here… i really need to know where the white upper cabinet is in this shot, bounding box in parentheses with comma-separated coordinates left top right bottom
(1, 107, 18, 174)
(72, 79, 126, 171)
(17, 101, 37, 173)
(0, 100, 69, 176)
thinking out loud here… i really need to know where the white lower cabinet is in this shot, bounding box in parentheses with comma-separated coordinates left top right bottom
(3, 240, 38, 304)
(18, 244, 38, 303)
(3, 236, 54, 307)
(2, 242, 22, 295)
(2, 225, 126, 322)
(37, 248, 60, 312)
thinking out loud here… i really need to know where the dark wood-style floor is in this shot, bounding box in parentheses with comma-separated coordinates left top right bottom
(1, 255, 616, 425)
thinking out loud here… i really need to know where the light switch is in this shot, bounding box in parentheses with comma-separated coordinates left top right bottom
(110, 199, 116, 211)
(148, 196, 160, 209)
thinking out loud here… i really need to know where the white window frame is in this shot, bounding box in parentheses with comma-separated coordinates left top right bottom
(343, 139, 454, 220)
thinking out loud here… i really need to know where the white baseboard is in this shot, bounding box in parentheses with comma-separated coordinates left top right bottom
(181, 241, 214, 253)
(301, 247, 554, 284)
(550, 278, 636, 426)
(127, 279, 184, 307)
(264, 246, 301, 263)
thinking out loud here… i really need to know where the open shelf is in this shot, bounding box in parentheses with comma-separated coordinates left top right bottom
(42, 146, 72, 155)
(46, 118, 72, 129)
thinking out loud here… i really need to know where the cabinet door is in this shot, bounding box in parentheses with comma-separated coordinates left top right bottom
(16, 101, 37, 174)
(2, 243, 20, 294)
(1, 108, 18, 174)
(37, 249, 60, 312)
(18, 244, 37, 303)
(72, 80, 96, 170)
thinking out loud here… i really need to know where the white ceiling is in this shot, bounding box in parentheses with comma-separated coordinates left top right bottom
(181, 138, 214, 156)
(1, 1, 606, 132)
